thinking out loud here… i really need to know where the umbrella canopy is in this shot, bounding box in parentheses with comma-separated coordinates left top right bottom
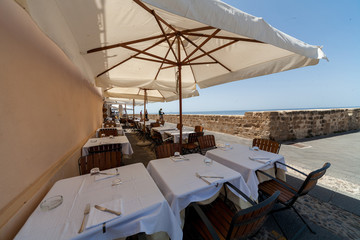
(24, 0, 327, 149)
(24, 0, 326, 92)
(103, 87, 199, 102)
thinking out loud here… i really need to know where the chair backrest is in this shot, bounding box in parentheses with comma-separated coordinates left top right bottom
(297, 162, 331, 197)
(88, 143, 122, 154)
(155, 143, 180, 159)
(227, 191, 280, 239)
(187, 132, 199, 143)
(197, 135, 216, 153)
(78, 151, 122, 175)
(194, 125, 204, 132)
(176, 123, 183, 129)
(252, 138, 281, 154)
(99, 128, 118, 137)
(161, 120, 165, 125)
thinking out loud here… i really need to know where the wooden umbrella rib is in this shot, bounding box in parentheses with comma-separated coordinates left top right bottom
(180, 33, 232, 72)
(133, 0, 177, 32)
(179, 38, 198, 84)
(180, 26, 216, 33)
(183, 32, 264, 43)
(155, 37, 177, 80)
(152, 11, 178, 62)
(185, 39, 240, 64)
(121, 45, 176, 65)
(182, 29, 221, 62)
(96, 37, 168, 77)
(182, 62, 218, 66)
(134, 56, 173, 64)
(87, 33, 175, 54)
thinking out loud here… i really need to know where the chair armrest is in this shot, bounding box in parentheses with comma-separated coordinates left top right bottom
(256, 170, 298, 195)
(190, 203, 220, 240)
(225, 182, 256, 206)
(275, 161, 307, 177)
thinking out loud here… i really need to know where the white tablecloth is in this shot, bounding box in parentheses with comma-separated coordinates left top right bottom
(164, 130, 195, 143)
(102, 122, 120, 128)
(147, 153, 251, 225)
(82, 136, 133, 156)
(151, 126, 177, 140)
(95, 127, 124, 137)
(15, 163, 182, 240)
(205, 144, 286, 200)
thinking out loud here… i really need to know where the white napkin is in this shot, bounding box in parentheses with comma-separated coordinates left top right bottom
(170, 155, 188, 162)
(196, 171, 222, 184)
(85, 199, 122, 229)
(94, 169, 119, 181)
(249, 157, 271, 164)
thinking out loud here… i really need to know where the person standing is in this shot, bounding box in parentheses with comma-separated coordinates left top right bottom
(159, 108, 164, 121)
(145, 109, 148, 121)
(140, 110, 143, 120)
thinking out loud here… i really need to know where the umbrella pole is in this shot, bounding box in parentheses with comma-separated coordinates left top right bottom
(177, 36, 183, 153)
(133, 99, 135, 119)
(137, 89, 151, 146)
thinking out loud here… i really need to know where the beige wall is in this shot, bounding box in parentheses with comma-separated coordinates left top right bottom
(0, 1, 103, 239)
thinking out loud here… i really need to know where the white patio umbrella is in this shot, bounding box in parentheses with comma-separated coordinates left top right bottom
(103, 86, 199, 146)
(25, 0, 327, 149)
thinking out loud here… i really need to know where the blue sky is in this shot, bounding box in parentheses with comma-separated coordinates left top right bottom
(137, 0, 360, 114)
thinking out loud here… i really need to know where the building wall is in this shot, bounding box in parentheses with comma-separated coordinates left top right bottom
(0, 1, 102, 238)
(147, 108, 360, 141)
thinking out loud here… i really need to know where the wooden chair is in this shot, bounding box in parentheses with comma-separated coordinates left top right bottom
(257, 162, 331, 238)
(160, 120, 165, 125)
(99, 128, 118, 137)
(78, 151, 122, 175)
(197, 135, 216, 155)
(155, 143, 181, 159)
(176, 123, 183, 129)
(194, 125, 204, 132)
(88, 144, 122, 154)
(189, 182, 280, 240)
(252, 138, 281, 154)
(182, 132, 200, 154)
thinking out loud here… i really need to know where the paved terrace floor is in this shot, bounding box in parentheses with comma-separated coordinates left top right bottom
(123, 123, 360, 240)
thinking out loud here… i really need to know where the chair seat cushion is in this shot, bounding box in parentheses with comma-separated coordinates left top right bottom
(258, 179, 297, 204)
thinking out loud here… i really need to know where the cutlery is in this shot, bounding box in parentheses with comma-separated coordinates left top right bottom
(197, 175, 224, 179)
(78, 203, 90, 233)
(195, 173, 211, 185)
(95, 205, 121, 216)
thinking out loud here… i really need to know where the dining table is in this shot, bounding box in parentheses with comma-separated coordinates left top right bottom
(147, 153, 251, 226)
(151, 126, 177, 140)
(15, 163, 183, 240)
(205, 143, 286, 200)
(163, 130, 195, 144)
(82, 136, 133, 156)
(95, 127, 124, 137)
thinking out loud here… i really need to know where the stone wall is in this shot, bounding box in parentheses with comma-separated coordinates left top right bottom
(146, 108, 360, 141)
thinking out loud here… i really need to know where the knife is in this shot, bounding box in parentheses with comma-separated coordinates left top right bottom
(78, 203, 90, 233)
(95, 205, 121, 216)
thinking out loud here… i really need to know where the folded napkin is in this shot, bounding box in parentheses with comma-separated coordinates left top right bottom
(219, 146, 233, 151)
(94, 169, 119, 181)
(196, 171, 223, 184)
(170, 155, 189, 162)
(85, 199, 122, 229)
(248, 156, 271, 164)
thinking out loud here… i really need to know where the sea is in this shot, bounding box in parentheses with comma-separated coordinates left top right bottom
(162, 106, 359, 116)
